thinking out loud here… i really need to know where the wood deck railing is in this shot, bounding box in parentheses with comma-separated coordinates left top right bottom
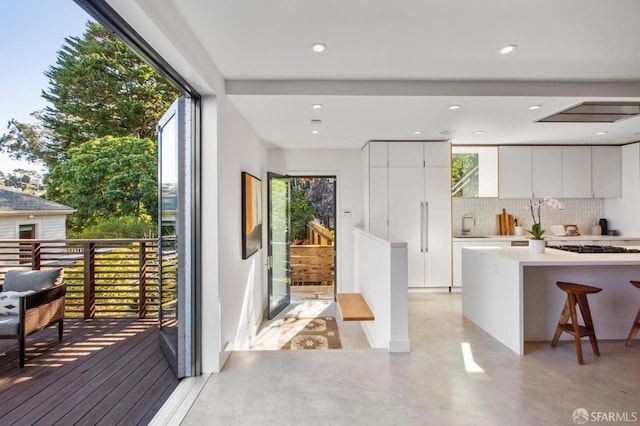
(0, 239, 162, 319)
(306, 222, 334, 245)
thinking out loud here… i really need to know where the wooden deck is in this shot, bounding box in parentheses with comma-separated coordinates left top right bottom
(0, 317, 178, 425)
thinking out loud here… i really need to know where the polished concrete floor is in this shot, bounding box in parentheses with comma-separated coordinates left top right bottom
(183, 293, 639, 425)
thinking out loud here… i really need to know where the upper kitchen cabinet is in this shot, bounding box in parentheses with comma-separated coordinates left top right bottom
(592, 146, 621, 198)
(562, 146, 592, 198)
(388, 142, 424, 167)
(532, 146, 562, 198)
(499, 146, 532, 198)
(424, 141, 451, 167)
(369, 141, 388, 167)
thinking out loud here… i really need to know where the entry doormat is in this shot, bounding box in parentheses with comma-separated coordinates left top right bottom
(279, 316, 342, 350)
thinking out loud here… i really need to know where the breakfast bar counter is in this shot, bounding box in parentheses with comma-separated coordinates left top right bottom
(461, 246, 640, 355)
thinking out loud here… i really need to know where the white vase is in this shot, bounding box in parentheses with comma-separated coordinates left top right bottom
(529, 239, 545, 254)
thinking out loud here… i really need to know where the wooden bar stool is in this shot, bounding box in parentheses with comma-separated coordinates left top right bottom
(625, 280, 640, 347)
(551, 282, 602, 364)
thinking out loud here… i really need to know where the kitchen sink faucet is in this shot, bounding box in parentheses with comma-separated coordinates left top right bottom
(462, 215, 475, 235)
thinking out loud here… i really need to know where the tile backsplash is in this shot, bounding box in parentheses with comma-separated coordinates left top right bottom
(452, 198, 605, 236)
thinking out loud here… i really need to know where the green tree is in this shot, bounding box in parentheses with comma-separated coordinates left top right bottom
(451, 153, 479, 197)
(0, 21, 178, 169)
(290, 186, 315, 243)
(70, 215, 155, 239)
(45, 136, 157, 233)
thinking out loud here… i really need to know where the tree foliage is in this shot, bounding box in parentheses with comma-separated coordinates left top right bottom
(70, 215, 155, 239)
(290, 186, 315, 243)
(1, 21, 178, 169)
(451, 153, 479, 197)
(45, 136, 157, 232)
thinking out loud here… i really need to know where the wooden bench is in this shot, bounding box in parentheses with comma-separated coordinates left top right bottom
(336, 293, 374, 321)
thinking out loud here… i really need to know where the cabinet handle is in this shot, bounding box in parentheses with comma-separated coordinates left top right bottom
(423, 201, 429, 253)
(420, 201, 424, 252)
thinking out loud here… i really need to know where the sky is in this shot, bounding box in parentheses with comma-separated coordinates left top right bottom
(0, 1, 91, 175)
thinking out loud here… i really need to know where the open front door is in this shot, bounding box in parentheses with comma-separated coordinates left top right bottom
(267, 172, 291, 319)
(158, 97, 194, 377)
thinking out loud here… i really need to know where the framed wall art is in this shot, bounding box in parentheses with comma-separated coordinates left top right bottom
(241, 172, 263, 259)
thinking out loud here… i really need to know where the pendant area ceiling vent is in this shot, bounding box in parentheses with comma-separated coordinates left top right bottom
(537, 102, 640, 123)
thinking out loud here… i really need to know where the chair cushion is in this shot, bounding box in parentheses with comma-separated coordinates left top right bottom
(3, 268, 64, 292)
(0, 315, 20, 335)
(0, 291, 35, 315)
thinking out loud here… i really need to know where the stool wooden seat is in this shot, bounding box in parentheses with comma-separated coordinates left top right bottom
(551, 282, 602, 364)
(625, 280, 640, 347)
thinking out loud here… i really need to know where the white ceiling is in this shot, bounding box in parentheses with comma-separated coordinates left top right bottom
(111, 0, 640, 148)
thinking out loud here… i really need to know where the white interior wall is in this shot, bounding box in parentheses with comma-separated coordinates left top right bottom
(268, 148, 363, 293)
(217, 96, 268, 359)
(605, 143, 640, 235)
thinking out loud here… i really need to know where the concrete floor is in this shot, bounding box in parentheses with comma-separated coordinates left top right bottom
(183, 293, 639, 426)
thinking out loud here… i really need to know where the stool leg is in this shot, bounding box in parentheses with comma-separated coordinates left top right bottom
(567, 293, 585, 365)
(577, 293, 599, 357)
(551, 298, 571, 347)
(626, 309, 640, 347)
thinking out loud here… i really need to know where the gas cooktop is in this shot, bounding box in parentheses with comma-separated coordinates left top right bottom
(552, 245, 640, 254)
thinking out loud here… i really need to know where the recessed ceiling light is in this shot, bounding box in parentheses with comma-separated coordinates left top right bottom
(474, 131, 484, 135)
(596, 131, 608, 135)
(311, 43, 327, 53)
(529, 105, 541, 110)
(498, 44, 517, 55)
(312, 103, 323, 110)
(448, 105, 461, 110)
(414, 131, 422, 135)
(311, 119, 321, 134)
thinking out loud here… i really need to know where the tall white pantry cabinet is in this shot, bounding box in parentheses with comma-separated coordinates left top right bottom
(364, 141, 452, 288)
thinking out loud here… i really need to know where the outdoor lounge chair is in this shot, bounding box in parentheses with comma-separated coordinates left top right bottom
(0, 268, 66, 368)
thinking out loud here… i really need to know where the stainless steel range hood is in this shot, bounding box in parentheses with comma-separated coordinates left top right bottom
(537, 101, 640, 123)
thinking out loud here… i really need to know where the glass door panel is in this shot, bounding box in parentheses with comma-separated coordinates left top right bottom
(267, 172, 291, 319)
(158, 97, 192, 377)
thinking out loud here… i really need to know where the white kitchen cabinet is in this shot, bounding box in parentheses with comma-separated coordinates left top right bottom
(389, 167, 425, 286)
(499, 146, 532, 198)
(369, 167, 388, 235)
(388, 142, 423, 167)
(562, 146, 592, 198)
(532, 146, 562, 198)
(425, 141, 451, 167)
(423, 167, 452, 285)
(592, 146, 621, 198)
(368, 141, 451, 288)
(452, 240, 510, 287)
(369, 142, 388, 167)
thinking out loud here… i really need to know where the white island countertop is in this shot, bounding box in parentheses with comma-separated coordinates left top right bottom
(461, 246, 640, 356)
(453, 235, 640, 242)
(468, 246, 640, 266)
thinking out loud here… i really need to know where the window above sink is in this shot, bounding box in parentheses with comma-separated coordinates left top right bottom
(452, 146, 498, 198)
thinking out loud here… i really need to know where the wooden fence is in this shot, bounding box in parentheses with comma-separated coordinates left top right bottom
(306, 222, 334, 245)
(0, 239, 162, 318)
(290, 244, 335, 286)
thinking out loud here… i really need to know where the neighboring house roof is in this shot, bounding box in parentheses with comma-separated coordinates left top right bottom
(0, 187, 75, 215)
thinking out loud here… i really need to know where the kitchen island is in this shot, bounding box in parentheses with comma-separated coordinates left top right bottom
(461, 246, 640, 355)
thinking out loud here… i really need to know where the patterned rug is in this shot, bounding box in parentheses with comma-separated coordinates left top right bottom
(279, 316, 341, 350)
